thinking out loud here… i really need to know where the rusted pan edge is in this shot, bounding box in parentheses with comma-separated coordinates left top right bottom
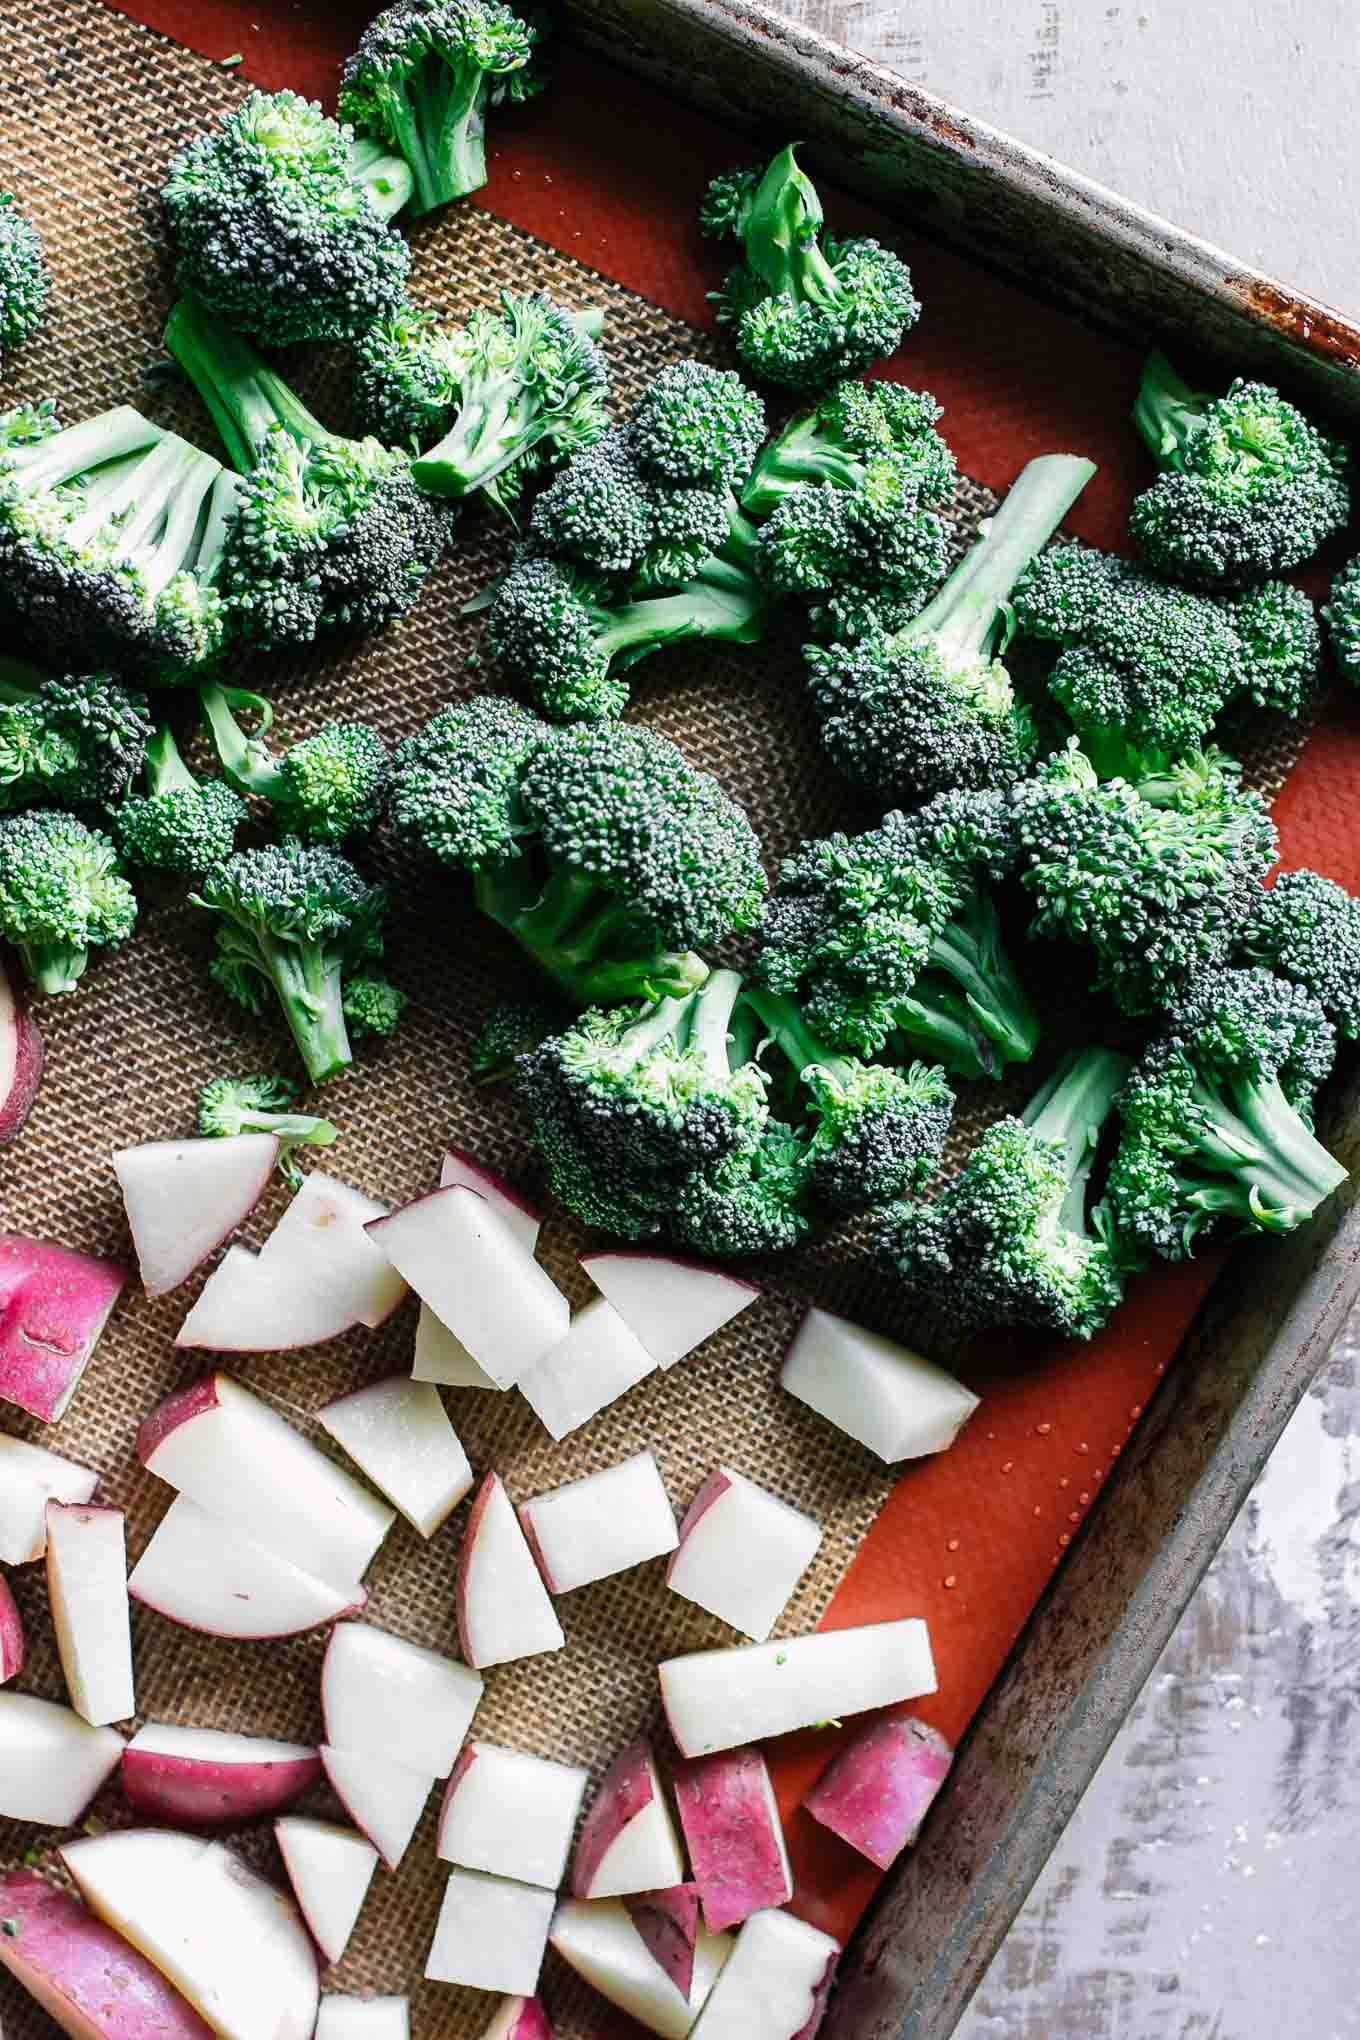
(557, 0, 1360, 418)
(823, 1073, 1360, 2040)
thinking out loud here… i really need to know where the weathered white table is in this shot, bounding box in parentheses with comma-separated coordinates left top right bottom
(770, 3, 1360, 2031)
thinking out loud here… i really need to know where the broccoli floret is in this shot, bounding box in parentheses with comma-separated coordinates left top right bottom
(805, 453, 1095, 803)
(113, 725, 246, 876)
(1234, 868, 1360, 1040)
(1108, 966, 1347, 1259)
(340, 0, 543, 216)
(742, 984, 953, 1214)
(354, 294, 607, 513)
(0, 807, 138, 995)
(191, 838, 392, 1084)
(471, 988, 570, 1082)
(387, 695, 766, 1005)
(756, 458, 950, 642)
(200, 684, 389, 844)
(0, 195, 47, 361)
(516, 971, 770, 1238)
(627, 362, 768, 492)
(164, 296, 455, 651)
(343, 973, 406, 1038)
(742, 378, 956, 519)
(198, 1072, 338, 1189)
(0, 662, 154, 814)
(1016, 740, 1278, 1015)
(670, 1118, 814, 1258)
(1323, 555, 1360, 687)
(700, 146, 919, 391)
(0, 402, 238, 684)
(1013, 542, 1320, 767)
(1130, 352, 1350, 586)
(876, 1047, 1132, 1341)
(163, 91, 413, 346)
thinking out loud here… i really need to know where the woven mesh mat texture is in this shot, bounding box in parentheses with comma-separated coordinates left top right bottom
(0, 3, 1320, 2034)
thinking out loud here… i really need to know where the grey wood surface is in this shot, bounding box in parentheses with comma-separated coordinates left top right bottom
(763, 3, 1360, 2033)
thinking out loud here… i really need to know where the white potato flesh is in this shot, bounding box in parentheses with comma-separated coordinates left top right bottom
(456, 1475, 565, 1670)
(412, 1302, 501, 1390)
(520, 1452, 677, 1594)
(0, 1434, 97, 1565)
(437, 1742, 588, 1889)
(319, 1746, 432, 1871)
(129, 1496, 365, 1640)
(690, 1908, 839, 2038)
(659, 1620, 938, 1757)
(667, 1470, 822, 1642)
(439, 1149, 542, 1254)
(318, 1376, 473, 1538)
(113, 1137, 278, 1298)
(549, 1900, 732, 2040)
(274, 1818, 378, 1966)
(517, 1299, 655, 1442)
(256, 1174, 407, 1330)
(46, 1503, 135, 1726)
(424, 1871, 555, 1997)
(321, 1622, 483, 1780)
(315, 1999, 409, 2040)
(581, 1252, 758, 1371)
(0, 1692, 122, 1825)
(782, 1308, 979, 1463)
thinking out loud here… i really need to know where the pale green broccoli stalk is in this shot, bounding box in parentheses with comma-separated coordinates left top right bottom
(198, 1073, 338, 1189)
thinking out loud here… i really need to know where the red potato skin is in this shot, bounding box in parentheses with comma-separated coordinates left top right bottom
(0, 1236, 128, 1424)
(622, 1885, 699, 2000)
(0, 1871, 215, 2040)
(803, 1717, 954, 1870)
(121, 1745, 322, 1828)
(485, 1999, 554, 2040)
(136, 1374, 224, 1468)
(444, 1148, 545, 1224)
(791, 1953, 839, 2040)
(571, 1740, 662, 1900)
(664, 1470, 732, 1585)
(438, 1741, 479, 1835)
(0, 957, 44, 1148)
(0, 1571, 25, 1683)
(454, 1471, 501, 1664)
(516, 1503, 557, 1594)
(673, 1747, 792, 1934)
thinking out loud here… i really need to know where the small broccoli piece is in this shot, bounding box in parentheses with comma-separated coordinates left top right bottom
(742, 378, 956, 519)
(0, 195, 47, 361)
(806, 452, 1094, 804)
(1130, 352, 1350, 586)
(0, 662, 154, 814)
(343, 973, 406, 1038)
(198, 1072, 339, 1189)
(354, 294, 607, 513)
(388, 695, 766, 1005)
(700, 146, 919, 391)
(1234, 868, 1360, 1040)
(876, 1047, 1132, 1341)
(191, 838, 390, 1084)
(164, 296, 455, 651)
(0, 402, 238, 684)
(163, 91, 413, 346)
(1013, 542, 1320, 767)
(1323, 556, 1360, 688)
(0, 807, 138, 995)
(743, 983, 953, 1214)
(1016, 740, 1278, 1016)
(340, 0, 543, 216)
(756, 457, 950, 641)
(670, 1118, 814, 1258)
(471, 988, 570, 1082)
(113, 725, 246, 876)
(1108, 966, 1347, 1259)
(200, 684, 389, 845)
(628, 362, 767, 492)
(516, 971, 770, 1238)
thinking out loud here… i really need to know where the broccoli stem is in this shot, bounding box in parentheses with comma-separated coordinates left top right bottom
(904, 454, 1097, 666)
(165, 297, 334, 470)
(388, 56, 487, 214)
(1132, 351, 1205, 466)
(24, 940, 88, 998)
(75, 437, 222, 597)
(414, 374, 543, 500)
(248, 926, 353, 1086)
(142, 724, 199, 799)
(472, 860, 709, 1004)
(917, 891, 1041, 1076)
(686, 968, 746, 1078)
(1023, 1047, 1131, 1232)
(741, 408, 863, 517)
(200, 682, 284, 801)
(349, 135, 415, 221)
(6, 406, 161, 500)
(1189, 1071, 1348, 1222)
(743, 144, 842, 307)
(743, 984, 849, 1089)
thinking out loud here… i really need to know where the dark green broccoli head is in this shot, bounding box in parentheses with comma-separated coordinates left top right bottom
(670, 1119, 814, 1258)
(272, 724, 391, 844)
(340, 0, 543, 215)
(702, 147, 919, 392)
(757, 458, 949, 640)
(163, 91, 412, 346)
(742, 377, 956, 519)
(471, 987, 570, 1082)
(627, 362, 766, 491)
(1234, 868, 1360, 1041)
(1323, 556, 1360, 689)
(1016, 740, 1277, 1016)
(0, 195, 48, 359)
(388, 693, 541, 866)
(529, 430, 656, 578)
(115, 776, 245, 876)
(1130, 355, 1350, 586)
(352, 302, 467, 447)
(1108, 966, 1346, 1261)
(198, 1072, 339, 1188)
(0, 807, 138, 996)
(1222, 580, 1320, 718)
(342, 973, 406, 1037)
(487, 553, 632, 721)
(800, 1055, 953, 1214)
(0, 671, 154, 814)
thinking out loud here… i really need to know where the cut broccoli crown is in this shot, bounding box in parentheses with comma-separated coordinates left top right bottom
(399, 294, 609, 511)
(200, 684, 390, 845)
(0, 402, 237, 684)
(757, 790, 1037, 1081)
(1323, 555, 1360, 688)
(113, 724, 246, 875)
(1012, 542, 1320, 762)
(1234, 868, 1360, 1040)
(388, 696, 766, 1004)
(516, 971, 770, 1238)
(163, 91, 413, 346)
(742, 378, 956, 520)
(670, 1118, 814, 1258)
(756, 457, 950, 641)
(0, 195, 48, 359)
(1108, 965, 1347, 1260)
(164, 296, 455, 652)
(192, 837, 390, 1084)
(342, 972, 406, 1038)
(0, 806, 138, 996)
(804, 452, 1093, 803)
(1016, 740, 1278, 1016)
(627, 362, 767, 492)
(470, 987, 570, 1082)
(198, 1072, 339, 1189)
(340, 0, 543, 215)
(876, 1046, 1132, 1341)
(0, 664, 154, 814)
(701, 145, 919, 391)
(1130, 353, 1350, 586)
